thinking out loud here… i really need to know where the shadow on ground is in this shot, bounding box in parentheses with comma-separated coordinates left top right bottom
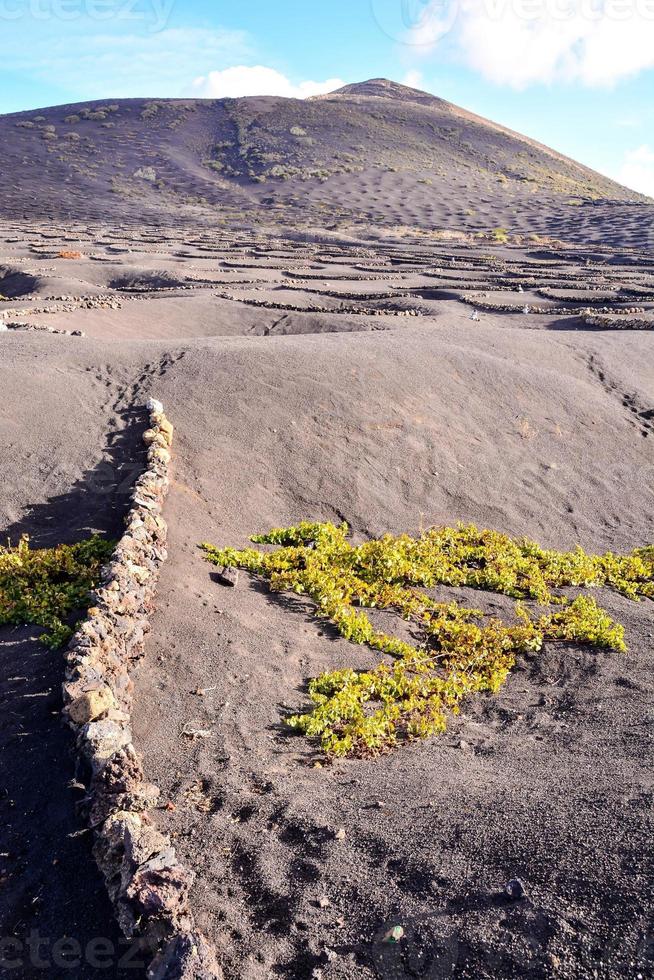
(0, 409, 148, 978)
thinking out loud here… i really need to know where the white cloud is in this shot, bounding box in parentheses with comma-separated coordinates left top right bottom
(402, 69, 425, 88)
(2, 28, 251, 100)
(188, 65, 344, 100)
(618, 145, 654, 197)
(403, 0, 654, 87)
(615, 114, 643, 127)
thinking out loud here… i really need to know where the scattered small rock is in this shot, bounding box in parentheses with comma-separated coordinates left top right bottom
(216, 566, 239, 588)
(180, 724, 213, 741)
(505, 878, 527, 900)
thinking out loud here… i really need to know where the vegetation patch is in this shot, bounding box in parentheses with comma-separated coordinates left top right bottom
(202, 522, 653, 757)
(0, 535, 113, 648)
(490, 226, 509, 243)
(134, 166, 157, 183)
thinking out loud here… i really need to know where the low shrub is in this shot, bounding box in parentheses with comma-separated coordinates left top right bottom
(202, 522, 653, 757)
(0, 535, 114, 648)
(140, 101, 163, 120)
(134, 167, 157, 182)
(79, 109, 107, 121)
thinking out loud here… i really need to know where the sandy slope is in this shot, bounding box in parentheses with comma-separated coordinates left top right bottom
(0, 220, 653, 978)
(0, 79, 650, 242)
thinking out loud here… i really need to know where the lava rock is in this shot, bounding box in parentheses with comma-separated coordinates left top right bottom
(505, 878, 527, 900)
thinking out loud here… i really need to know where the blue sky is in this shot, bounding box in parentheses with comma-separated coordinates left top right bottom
(1, 0, 654, 195)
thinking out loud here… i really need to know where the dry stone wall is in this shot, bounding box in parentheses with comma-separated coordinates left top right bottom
(584, 312, 654, 329)
(62, 400, 221, 980)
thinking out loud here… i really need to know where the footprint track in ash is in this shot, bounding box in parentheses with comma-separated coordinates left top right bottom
(85, 352, 186, 413)
(588, 352, 653, 438)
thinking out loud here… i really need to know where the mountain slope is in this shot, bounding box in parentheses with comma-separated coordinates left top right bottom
(0, 79, 648, 239)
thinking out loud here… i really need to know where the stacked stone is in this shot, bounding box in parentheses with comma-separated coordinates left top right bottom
(584, 312, 654, 330)
(62, 400, 221, 980)
(0, 322, 84, 335)
(460, 295, 647, 316)
(213, 290, 422, 317)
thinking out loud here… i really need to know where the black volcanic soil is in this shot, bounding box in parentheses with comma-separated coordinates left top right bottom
(0, 376, 150, 977)
(0, 209, 652, 979)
